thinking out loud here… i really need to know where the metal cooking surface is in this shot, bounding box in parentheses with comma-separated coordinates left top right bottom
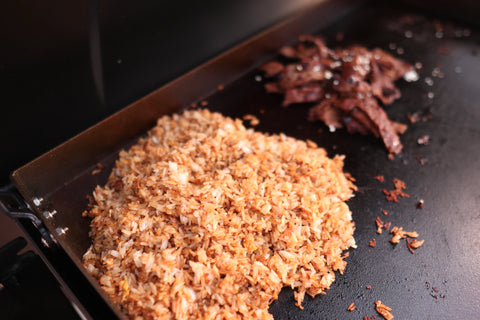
(203, 5, 480, 319)
(11, 2, 480, 319)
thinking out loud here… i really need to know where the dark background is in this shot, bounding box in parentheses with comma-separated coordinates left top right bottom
(0, 0, 317, 187)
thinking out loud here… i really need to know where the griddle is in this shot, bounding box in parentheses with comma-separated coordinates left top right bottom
(4, 1, 480, 319)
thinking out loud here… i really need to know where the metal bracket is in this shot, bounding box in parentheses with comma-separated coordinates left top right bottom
(0, 190, 56, 248)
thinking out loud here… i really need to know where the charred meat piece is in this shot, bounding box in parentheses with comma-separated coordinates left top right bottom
(284, 85, 324, 106)
(260, 35, 413, 155)
(372, 48, 412, 80)
(310, 97, 404, 154)
(278, 64, 327, 90)
(308, 99, 345, 129)
(259, 61, 284, 77)
(370, 61, 402, 105)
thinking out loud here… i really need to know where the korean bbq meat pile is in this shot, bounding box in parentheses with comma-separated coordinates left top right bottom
(260, 35, 414, 155)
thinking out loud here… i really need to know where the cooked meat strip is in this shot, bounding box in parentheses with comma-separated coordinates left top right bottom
(259, 61, 285, 77)
(370, 61, 402, 105)
(264, 82, 283, 93)
(345, 117, 370, 136)
(278, 64, 327, 90)
(372, 48, 412, 80)
(298, 34, 330, 58)
(308, 100, 345, 129)
(260, 35, 412, 155)
(283, 85, 324, 106)
(358, 97, 403, 154)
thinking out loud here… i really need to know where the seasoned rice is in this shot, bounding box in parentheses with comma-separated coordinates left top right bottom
(83, 109, 356, 319)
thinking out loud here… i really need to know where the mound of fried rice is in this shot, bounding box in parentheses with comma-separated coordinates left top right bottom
(83, 109, 356, 320)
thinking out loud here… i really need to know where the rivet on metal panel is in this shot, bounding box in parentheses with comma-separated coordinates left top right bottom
(43, 210, 57, 220)
(32, 197, 44, 206)
(55, 227, 69, 236)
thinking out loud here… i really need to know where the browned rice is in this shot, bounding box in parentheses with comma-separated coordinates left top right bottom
(83, 109, 356, 320)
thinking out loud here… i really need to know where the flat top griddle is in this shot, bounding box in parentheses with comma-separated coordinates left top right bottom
(10, 2, 480, 319)
(207, 6, 480, 319)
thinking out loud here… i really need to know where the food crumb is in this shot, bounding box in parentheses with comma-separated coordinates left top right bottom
(366, 285, 372, 290)
(347, 302, 356, 311)
(242, 114, 260, 126)
(410, 239, 424, 249)
(392, 179, 405, 190)
(375, 300, 393, 320)
(344, 173, 357, 183)
(364, 316, 376, 320)
(382, 209, 388, 215)
(376, 217, 391, 234)
(416, 199, 424, 209)
(417, 135, 430, 145)
(431, 67, 441, 77)
(369, 238, 377, 247)
(190, 103, 198, 108)
(200, 100, 209, 107)
(416, 156, 427, 165)
(374, 175, 385, 183)
(91, 163, 104, 175)
(426, 282, 446, 301)
(390, 226, 419, 244)
(406, 238, 415, 254)
(376, 217, 384, 234)
(390, 227, 402, 243)
(407, 109, 432, 123)
(383, 178, 410, 202)
(217, 84, 224, 91)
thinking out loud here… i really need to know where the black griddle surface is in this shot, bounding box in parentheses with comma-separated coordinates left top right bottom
(199, 4, 480, 319)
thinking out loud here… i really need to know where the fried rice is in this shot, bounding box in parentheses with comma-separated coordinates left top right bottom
(83, 109, 356, 320)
